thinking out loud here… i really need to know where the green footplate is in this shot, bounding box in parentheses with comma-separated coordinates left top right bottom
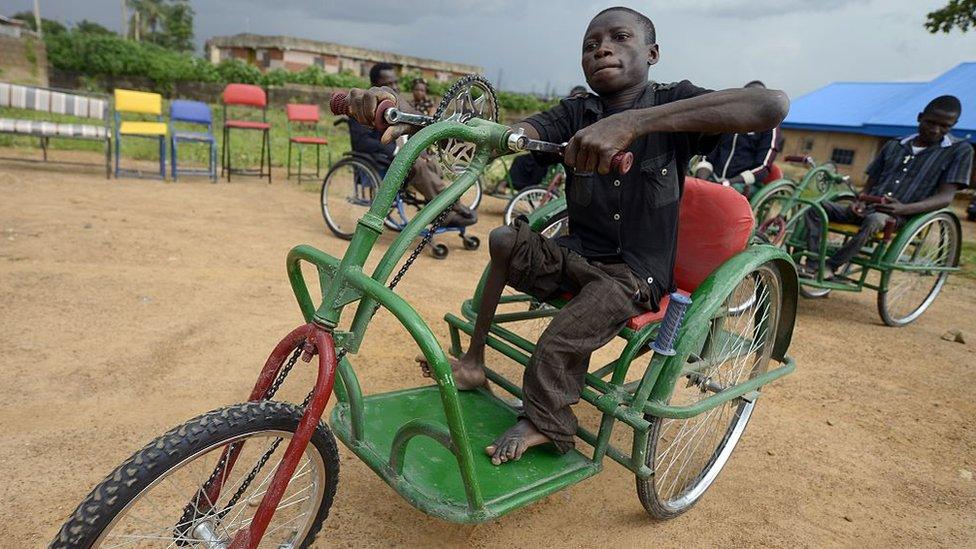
(330, 385, 598, 523)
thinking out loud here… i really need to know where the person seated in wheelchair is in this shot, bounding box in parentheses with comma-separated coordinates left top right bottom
(692, 80, 781, 198)
(349, 63, 476, 228)
(800, 95, 972, 280)
(345, 6, 788, 465)
(508, 86, 590, 191)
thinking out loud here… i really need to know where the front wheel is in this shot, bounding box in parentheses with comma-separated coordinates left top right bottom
(636, 262, 784, 519)
(52, 401, 340, 549)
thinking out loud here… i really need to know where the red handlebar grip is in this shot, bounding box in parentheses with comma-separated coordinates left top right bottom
(610, 151, 633, 174)
(329, 91, 394, 131)
(329, 92, 349, 115)
(858, 193, 891, 204)
(372, 99, 395, 132)
(784, 155, 809, 163)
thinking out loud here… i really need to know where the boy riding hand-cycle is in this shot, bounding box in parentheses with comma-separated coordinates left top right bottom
(345, 6, 788, 465)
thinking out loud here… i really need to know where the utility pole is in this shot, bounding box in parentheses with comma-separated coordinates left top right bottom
(32, 0, 42, 38)
(121, 0, 127, 38)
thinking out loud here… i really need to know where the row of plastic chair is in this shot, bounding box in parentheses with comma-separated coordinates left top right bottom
(113, 84, 329, 182)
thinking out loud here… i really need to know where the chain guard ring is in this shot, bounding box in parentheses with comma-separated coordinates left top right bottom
(432, 74, 499, 174)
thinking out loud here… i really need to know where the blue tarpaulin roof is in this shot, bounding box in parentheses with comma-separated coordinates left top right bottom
(783, 63, 976, 142)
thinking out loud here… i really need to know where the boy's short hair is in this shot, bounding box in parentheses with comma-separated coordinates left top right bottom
(923, 95, 962, 116)
(412, 77, 428, 89)
(369, 62, 396, 86)
(744, 80, 766, 89)
(592, 6, 656, 44)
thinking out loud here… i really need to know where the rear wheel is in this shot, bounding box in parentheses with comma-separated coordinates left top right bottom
(637, 262, 783, 519)
(877, 212, 960, 326)
(52, 401, 339, 549)
(321, 158, 380, 240)
(503, 185, 562, 226)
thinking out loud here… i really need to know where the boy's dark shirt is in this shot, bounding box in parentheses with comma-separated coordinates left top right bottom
(523, 80, 717, 300)
(865, 134, 973, 203)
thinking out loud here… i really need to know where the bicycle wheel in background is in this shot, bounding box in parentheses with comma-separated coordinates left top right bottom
(321, 158, 381, 240)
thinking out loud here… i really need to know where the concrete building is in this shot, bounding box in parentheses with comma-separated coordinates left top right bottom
(782, 63, 976, 185)
(205, 34, 482, 82)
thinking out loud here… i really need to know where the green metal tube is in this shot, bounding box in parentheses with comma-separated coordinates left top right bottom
(389, 419, 457, 475)
(345, 270, 484, 510)
(286, 244, 340, 322)
(335, 356, 364, 442)
(644, 356, 795, 419)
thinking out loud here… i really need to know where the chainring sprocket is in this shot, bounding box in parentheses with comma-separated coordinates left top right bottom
(432, 74, 499, 174)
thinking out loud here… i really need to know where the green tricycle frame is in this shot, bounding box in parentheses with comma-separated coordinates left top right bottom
(750, 155, 962, 326)
(55, 107, 801, 548)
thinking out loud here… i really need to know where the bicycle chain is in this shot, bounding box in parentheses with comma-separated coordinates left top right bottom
(191, 206, 455, 531)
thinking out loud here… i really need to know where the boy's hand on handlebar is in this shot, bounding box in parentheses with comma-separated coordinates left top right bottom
(564, 113, 637, 175)
(874, 196, 905, 216)
(345, 86, 416, 144)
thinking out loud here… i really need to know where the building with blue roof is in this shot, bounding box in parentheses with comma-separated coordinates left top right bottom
(781, 63, 976, 184)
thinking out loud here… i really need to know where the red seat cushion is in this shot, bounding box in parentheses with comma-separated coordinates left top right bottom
(549, 178, 753, 332)
(225, 120, 270, 130)
(673, 177, 754, 291)
(289, 136, 328, 144)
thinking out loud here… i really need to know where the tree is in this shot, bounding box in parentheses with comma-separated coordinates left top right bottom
(75, 19, 115, 36)
(12, 10, 66, 36)
(926, 0, 976, 33)
(156, 1, 195, 52)
(126, 0, 195, 52)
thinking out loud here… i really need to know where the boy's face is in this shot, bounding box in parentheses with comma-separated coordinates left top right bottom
(413, 82, 427, 101)
(581, 10, 657, 95)
(374, 69, 399, 91)
(916, 109, 959, 145)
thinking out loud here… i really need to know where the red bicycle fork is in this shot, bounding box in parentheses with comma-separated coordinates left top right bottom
(205, 323, 337, 549)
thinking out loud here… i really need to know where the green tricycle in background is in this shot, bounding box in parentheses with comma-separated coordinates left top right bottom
(751, 154, 962, 326)
(53, 77, 799, 548)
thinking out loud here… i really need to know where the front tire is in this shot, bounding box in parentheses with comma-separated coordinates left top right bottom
(52, 401, 339, 549)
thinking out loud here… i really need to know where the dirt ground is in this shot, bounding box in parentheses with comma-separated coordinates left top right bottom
(1, 150, 974, 548)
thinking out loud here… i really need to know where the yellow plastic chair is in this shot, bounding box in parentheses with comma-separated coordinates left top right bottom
(114, 88, 167, 179)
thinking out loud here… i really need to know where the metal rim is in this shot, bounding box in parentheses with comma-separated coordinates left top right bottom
(648, 265, 781, 514)
(504, 187, 559, 226)
(92, 429, 327, 548)
(880, 214, 958, 325)
(322, 160, 378, 239)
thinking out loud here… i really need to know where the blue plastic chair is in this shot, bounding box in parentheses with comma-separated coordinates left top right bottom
(169, 100, 217, 182)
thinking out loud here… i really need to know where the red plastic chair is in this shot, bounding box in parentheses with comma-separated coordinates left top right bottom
(221, 83, 271, 183)
(286, 104, 330, 181)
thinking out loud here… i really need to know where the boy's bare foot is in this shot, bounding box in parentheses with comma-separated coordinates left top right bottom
(416, 354, 488, 391)
(485, 419, 552, 465)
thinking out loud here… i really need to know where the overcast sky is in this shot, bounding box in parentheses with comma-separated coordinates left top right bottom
(2, 0, 973, 99)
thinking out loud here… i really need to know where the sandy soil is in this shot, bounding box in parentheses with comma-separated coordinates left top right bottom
(1, 150, 974, 548)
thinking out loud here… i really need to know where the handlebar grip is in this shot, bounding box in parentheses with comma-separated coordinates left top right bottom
(610, 151, 634, 175)
(650, 292, 692, 356)
(328, 91, 394, 132)
(783, 155, 810, 164)
(857, 193, 891, 204)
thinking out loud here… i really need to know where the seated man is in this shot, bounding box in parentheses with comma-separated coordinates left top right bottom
(693, 80, 780, 197)
(507, 86, 590, 192)
(410, 77, 435, 116)
(346, 7, 788, 464)
(802, 95, 972, 279)
(350, 63, 476, 228)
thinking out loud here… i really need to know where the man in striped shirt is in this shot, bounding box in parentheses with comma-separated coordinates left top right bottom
(802, 95, 972, 279)
(693, 80, 780, 197)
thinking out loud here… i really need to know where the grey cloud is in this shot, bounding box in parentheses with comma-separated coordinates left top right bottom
(664, 0, 868, 19)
